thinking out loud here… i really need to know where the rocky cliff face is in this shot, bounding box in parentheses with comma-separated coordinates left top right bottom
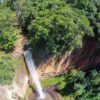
(38, 37, 100, 74)
(59, 37, 100, 72)
(67, 38, 100, 71)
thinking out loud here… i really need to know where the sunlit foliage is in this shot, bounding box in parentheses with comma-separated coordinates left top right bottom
(0, 53, 16, 84)
(42, 69, 100, 100)
(20, 0, 93, 55)
(0, 4, 17, 51)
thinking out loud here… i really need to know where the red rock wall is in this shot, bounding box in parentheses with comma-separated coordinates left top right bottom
(63, 38, 100, 71)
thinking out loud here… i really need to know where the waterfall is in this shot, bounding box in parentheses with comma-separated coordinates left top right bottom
(24, 50, 45, 99)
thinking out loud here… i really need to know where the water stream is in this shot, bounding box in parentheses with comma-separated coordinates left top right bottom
(24, 50, 45, 99)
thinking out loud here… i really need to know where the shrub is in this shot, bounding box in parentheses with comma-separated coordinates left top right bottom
(0, 53, 16, 84)
(41, 69, 100, 100)
(0, 32, 17, 51)
(59, 69, 100, 100)
(0, 5, 17, 51)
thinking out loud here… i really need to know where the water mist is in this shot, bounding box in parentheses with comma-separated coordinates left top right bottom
(24, 49, 45, 99)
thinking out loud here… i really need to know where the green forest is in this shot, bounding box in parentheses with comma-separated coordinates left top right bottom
(0, 0, 100, 100)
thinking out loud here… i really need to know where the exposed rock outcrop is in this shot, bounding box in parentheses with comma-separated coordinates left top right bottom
(59, 36, 100, 71)
(66, 37, 100, 71)
(38, 36, 100, 74)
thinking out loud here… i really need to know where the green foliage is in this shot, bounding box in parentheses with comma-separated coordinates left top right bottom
(41, 76, 64, 88)
(0, 5, 17, 51)
(20, 0, 93, 55)
(0, 32, 17, 51)
(66, 0, 100, 42)
(0, 53, 16, 84)
(60, 69, 100, 100)
(42, 69, 100, 100)
(3, 0, 15, 10)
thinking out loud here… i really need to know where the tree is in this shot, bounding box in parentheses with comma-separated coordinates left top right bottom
(66, 0, 100, 42)
(41, 69, 100, 100)
(0, 4, 17, 51)
(20, 0, 93, 55)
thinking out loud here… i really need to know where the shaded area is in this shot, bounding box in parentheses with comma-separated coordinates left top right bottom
(59, 37, 100, 72)
(71, 36, 100, 71)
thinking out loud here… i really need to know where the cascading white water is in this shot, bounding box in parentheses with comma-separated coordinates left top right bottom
(24, 50, 45, 99)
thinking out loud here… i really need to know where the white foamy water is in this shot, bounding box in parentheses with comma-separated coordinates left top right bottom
(24, 50, 45, 99)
